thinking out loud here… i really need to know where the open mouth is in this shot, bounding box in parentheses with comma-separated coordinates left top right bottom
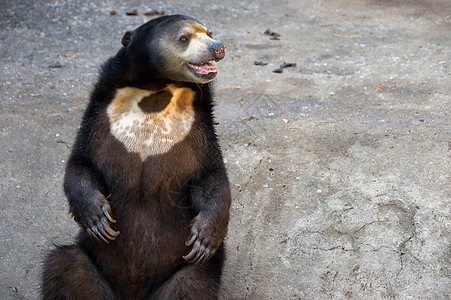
(186, 61, 218, 78)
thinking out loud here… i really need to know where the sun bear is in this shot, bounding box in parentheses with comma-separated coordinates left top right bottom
(42, 15, 231, 299)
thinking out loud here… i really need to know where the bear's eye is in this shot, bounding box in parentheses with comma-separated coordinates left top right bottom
(179, 35, 190, 43)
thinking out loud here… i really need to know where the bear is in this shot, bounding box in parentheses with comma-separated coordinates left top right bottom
(42, 14, 231, 300)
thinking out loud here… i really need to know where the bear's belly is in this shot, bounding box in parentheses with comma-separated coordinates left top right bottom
(96, 197, 195, 294)
(89, 144, 200, 292)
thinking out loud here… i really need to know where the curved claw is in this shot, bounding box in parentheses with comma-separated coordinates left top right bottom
(190, 243, 206, 264)
(100, 218, 120, 240)
(98, 219, 115, 241)
(106, 226, 120, 238)
(105, 226, 120, 239)
(102, 205, 116, 223)
(194, 251, 206, 264)
(200, 248, 212, 264)
(85, 215, 120, 243)
(91, 226, 110, 244)
(183, 240, 201, 262)
(185, 233, 197, 247)
(183, 240, 214, 264)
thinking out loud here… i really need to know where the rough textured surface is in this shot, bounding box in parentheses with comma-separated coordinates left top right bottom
(0, 0, 449, 299)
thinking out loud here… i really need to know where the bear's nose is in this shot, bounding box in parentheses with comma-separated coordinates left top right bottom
(210, 41, 226, 61)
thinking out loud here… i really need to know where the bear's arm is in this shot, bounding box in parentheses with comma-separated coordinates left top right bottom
(183, 140, 231, 264)
(64, 154, 120, 243)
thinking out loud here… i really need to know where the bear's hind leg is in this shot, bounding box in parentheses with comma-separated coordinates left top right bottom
(42, 245, 116, 299)
(149, 247, 224, 300)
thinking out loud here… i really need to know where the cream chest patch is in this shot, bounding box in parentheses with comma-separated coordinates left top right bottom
(107, 85, 195, 160)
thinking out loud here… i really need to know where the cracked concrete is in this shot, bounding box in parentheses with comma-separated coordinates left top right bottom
(1, 0, 450, 299)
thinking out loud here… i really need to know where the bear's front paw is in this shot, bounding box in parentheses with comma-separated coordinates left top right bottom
(183, 214, 223, 264)
(73, 201, 120, 243)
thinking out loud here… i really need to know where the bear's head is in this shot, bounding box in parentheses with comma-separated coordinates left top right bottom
(121, 15, 226, 84)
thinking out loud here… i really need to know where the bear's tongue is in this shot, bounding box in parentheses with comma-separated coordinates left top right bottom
(188, 62, 217, 75)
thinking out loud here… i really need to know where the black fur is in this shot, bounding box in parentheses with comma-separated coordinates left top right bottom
(42, 15, 231, 299)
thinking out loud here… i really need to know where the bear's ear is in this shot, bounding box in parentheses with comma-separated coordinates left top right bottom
(121, 31, 133, 47)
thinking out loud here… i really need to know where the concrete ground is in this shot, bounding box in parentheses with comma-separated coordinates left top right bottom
(1, 0, 449, 299)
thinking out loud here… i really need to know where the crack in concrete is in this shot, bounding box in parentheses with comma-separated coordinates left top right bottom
(396, 213, 419, 276)
(314, 245, 355, 252)
(361, 243, 398, 253)
(317, 220, 383, 252)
